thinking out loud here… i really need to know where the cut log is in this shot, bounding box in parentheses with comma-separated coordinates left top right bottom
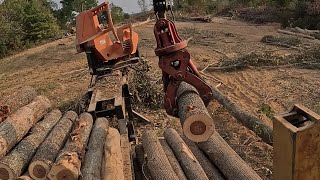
(176, 82, 215, 142)
(181, 135, 225, 180)
(80, 118, 108, 180)
(47, 113, 93, 180)
(159, 139, 187, 180)
(0, 96, 51, 159)
(135, 144, 152, 180)
(277, 29, 315, 39)
(210, 86, 273, 145)
(28, 111, 78, 180)
(164, 128, 208, 180)
(198, 132, 262, 180)
(0, 86, 37, 122)
(102, 127, 124, 180)
(0, 109, 61, 180)
(142, 130, 179, 180)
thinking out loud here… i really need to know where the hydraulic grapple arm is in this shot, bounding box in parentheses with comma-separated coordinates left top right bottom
(152, 0, 213, 117)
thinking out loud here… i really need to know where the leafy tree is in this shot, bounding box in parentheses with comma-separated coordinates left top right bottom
(24, 0, 60, 42)
(110, 3, 128, 24)
(57, 0, 98, 28)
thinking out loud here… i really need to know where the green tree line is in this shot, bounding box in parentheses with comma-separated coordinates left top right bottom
(0, 0, 129, 58)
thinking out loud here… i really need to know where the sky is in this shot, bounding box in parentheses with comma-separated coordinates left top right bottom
(54, 0, 152, 14)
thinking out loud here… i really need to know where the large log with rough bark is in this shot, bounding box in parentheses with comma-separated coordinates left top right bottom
(0, 96, 51, 158)
(210, 87, 273, 145)
(135, 144, 152, 180)
(102, 127, 124, 180)
(0, 109, 61, 180)
(198, 132, 262, 180)
(182, 135, 225, 180)
(142, 130, 179, 180)
(47, 113, 93, 180)
(80, 118, 108, 180)
(164, 128, 208, 180)
(0, 86, 37, 122)
(159, 138, 187, 180)
(176, 82, 215, 142)
(28, 111, 78, 180)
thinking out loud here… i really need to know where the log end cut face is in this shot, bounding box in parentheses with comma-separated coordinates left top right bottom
(29, 160, 51, 179)
(183, 114, 215, 142)
(0, 164, 15, 180)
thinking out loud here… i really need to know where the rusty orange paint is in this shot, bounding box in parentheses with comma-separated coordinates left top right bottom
(75, 0, 139, 63)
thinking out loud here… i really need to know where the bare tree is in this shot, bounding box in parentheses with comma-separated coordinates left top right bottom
(138, 0, 148, 13)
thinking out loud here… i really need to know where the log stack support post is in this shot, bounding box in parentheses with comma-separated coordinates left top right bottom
(273, 104, 320, 180)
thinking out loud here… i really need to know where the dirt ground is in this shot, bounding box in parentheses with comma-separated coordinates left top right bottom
(1, 17, 320, 179)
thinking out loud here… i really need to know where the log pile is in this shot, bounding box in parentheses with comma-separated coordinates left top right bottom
(137, 128, 262, 180)
(0, 87, 263, 179)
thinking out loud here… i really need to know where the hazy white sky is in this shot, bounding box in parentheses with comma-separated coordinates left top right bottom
(54, 0, 152, 13)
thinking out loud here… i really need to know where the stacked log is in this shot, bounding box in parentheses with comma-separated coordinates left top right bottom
(102, 127, 124, 180)
(182, 135, 225, 180)
(159, 139, 187, 180)
(135, 144, 152, 180)
(0, 109, 61, 179)
(0, 96, 51, 158)
(81, 118, 108, 180)
(198, 132, 262, 180)
(176, 82, 215, 142)
(164, 128, 208, 180)
(47, 113, 93, 180)
(142, 130, 179, 180)
(0, 86, 37, 122)
(28, 111, 78, 180)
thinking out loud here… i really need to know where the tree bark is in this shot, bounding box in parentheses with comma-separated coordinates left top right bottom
(198, 132, 262, 180)
(80, 118, 108, 180)
(135, 144, 152, 180)
(159, 139, 187, 180)
(28, 111, 78, 180)
(102, 127, 124, 180)
(164, 128, 208, 180)
(47, 113, 93, 180)
(0, 96, 51, 159)
(0, 86, 37, 122)
(0, 109, 61, 180)
(176, 82, 215, 142)
(181, 135, 225, 180)
(210, 86, 273, 145)
(142, 130, 179, 180)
